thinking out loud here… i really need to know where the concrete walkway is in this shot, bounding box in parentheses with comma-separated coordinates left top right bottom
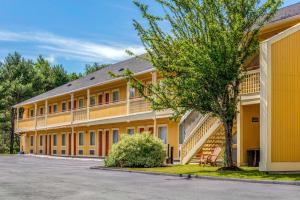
(0, 155, 299, 200)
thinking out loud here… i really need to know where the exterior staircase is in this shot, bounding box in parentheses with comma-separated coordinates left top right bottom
(180, 111, 236, 165)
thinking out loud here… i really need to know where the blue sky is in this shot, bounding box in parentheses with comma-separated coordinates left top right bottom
(0, 0, 298, 73)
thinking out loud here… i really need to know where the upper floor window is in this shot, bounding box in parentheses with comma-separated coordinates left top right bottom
(53, 104, 58, 113)
(129, 87, 135, 99)
(79, 98, 84, 109)
(30, 136, 34, 146)
(90, 131, 95, 146)
(98, 94, 103, 105)
(53, 135, 57, 146)
(112, 90, 119, 102)
(39, 107, 44, 116)
(79, 132, 84, 146)
(113, 129, 119, 144)
(105, 93, 110, 104)
(68, 101, 71, 110)
(127, 128, 134, 136)
(62, 102, 67, 112)
(158, 126, 167, 144)
(30, 109, 34, 118)
(62, 134, 66, 146)
(90, 96, 96, 107)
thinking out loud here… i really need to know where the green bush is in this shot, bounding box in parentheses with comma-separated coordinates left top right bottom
(105, 133, 165, 168)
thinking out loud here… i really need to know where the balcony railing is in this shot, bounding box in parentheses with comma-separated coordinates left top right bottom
(240, 69, 260, 95)
(73, 108, 87, 122)
(89, 100, 127, 120)
(129, 98, 152, 114)
(36, 116, 45, 128)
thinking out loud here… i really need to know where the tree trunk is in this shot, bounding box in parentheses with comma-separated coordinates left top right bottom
(223, 120, 234, 168)
(10, 107, 15, 154)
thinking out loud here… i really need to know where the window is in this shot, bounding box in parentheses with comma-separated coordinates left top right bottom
(127, 128, 134, 135)
(30, 109, 34, 118)
(113, 129, 119, 144)
(48, 105, 52, 114)
(158, 126, 167, 144)
(30, 136, 34, 146)
(112, 90, 119, 102)
(98, 94, 103, 105)
(62, 102, 67, 112)
(61, 150, 66, 155)
(90, 131, 95, 146)
(79, 98, 84, 109)
(105, 93, 110, 104)
(53, 135, 57, 146)
(148, 127, 154, 135)
(53, 104, 58, 113)
(62, 134, 66, 146)
(39, 107, 44, 115)
(90, 96, 96, 107)
(39, 135, 43, 146)
(79, 132, 84, 146)
(129, 87, 135, 98)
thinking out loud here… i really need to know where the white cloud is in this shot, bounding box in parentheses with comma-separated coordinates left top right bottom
(0, 30, 145, 62)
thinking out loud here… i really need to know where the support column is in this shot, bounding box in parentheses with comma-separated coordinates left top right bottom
(16, 107, 19, 131)
(87, 89, 90, 120)
(153, 117, 157, 137)
(71, 127, 74, 156)
(71, 93, 74, 123)
(126, 82, 130, 115)
(237, 102, 242, 167)
(45, 99, 48, 128)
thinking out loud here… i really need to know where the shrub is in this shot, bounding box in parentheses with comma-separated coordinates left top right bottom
(105, 133, 165, 168)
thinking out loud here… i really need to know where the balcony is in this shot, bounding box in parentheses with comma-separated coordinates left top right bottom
(240, 69, 260, 95)
(129, 98, 152, 114)
(89, 100, 127, 120)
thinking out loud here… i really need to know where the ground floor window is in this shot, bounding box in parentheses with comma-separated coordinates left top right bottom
(62, 134, 66, 146)
(113, 129, 119, 143)
(79, 132, 84, 146)
(127, 128, 134, 135)
(158, 126, 167, 144)
(90, 131, 95, 146)
(53, 135, 57, 146)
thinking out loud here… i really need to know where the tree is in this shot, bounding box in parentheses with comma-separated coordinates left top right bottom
(84, 63, 110, 75)
(0, 53, 35, 154)
(119, 0, 281, 168)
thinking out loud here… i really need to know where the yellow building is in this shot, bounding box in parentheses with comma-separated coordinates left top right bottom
(15, 3, 300, 171)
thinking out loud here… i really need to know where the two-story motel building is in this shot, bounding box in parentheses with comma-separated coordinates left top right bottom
(15, 3, 300, 171)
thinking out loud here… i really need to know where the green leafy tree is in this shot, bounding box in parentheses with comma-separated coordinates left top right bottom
(118, 0, 281, 168)
(84, 63, 110, 75)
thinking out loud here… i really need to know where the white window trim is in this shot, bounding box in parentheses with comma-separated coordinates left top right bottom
(157, 124, 168, 144)
(126, 127, 135, 135)
(89, 95, 96, 107)
(89, 130, 96, 147)
(53, 103, 58, 113)
(78, 131, 85, 147)
(61, 132, 66, 147)
(112, 89, 120, 102)
(112, 128, 119, 144)
(61, 101, 67, 112)
(78, 97, 85, 109)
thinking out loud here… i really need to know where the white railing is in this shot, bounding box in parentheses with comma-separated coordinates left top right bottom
(36, 116, 45, 128)
(240, 69, 260, 95)
(129, 98, 152, 114)
(73, 108, 87, 121)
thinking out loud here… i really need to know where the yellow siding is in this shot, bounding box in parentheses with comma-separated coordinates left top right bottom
(240, 104, 260, 164)
(271, 30, 300, 162)
(47, 112, 71, 125)
(18, 118, 35, 129)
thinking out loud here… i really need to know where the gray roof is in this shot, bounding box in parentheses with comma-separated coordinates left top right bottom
(269, 2, 300, 23)
(15, 56, 153, 107)
(14, 3, 300, 107)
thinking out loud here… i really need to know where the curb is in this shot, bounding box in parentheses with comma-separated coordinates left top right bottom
(24, 154, 104, 162)
(90, 166, 300, 186)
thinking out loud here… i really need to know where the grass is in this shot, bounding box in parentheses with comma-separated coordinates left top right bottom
(125, 165, 300, 181)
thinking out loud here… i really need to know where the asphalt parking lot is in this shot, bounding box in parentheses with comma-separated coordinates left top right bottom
(0, 155, 299, 200)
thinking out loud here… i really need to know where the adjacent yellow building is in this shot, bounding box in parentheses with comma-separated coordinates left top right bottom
(15, 3, 300, 171)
